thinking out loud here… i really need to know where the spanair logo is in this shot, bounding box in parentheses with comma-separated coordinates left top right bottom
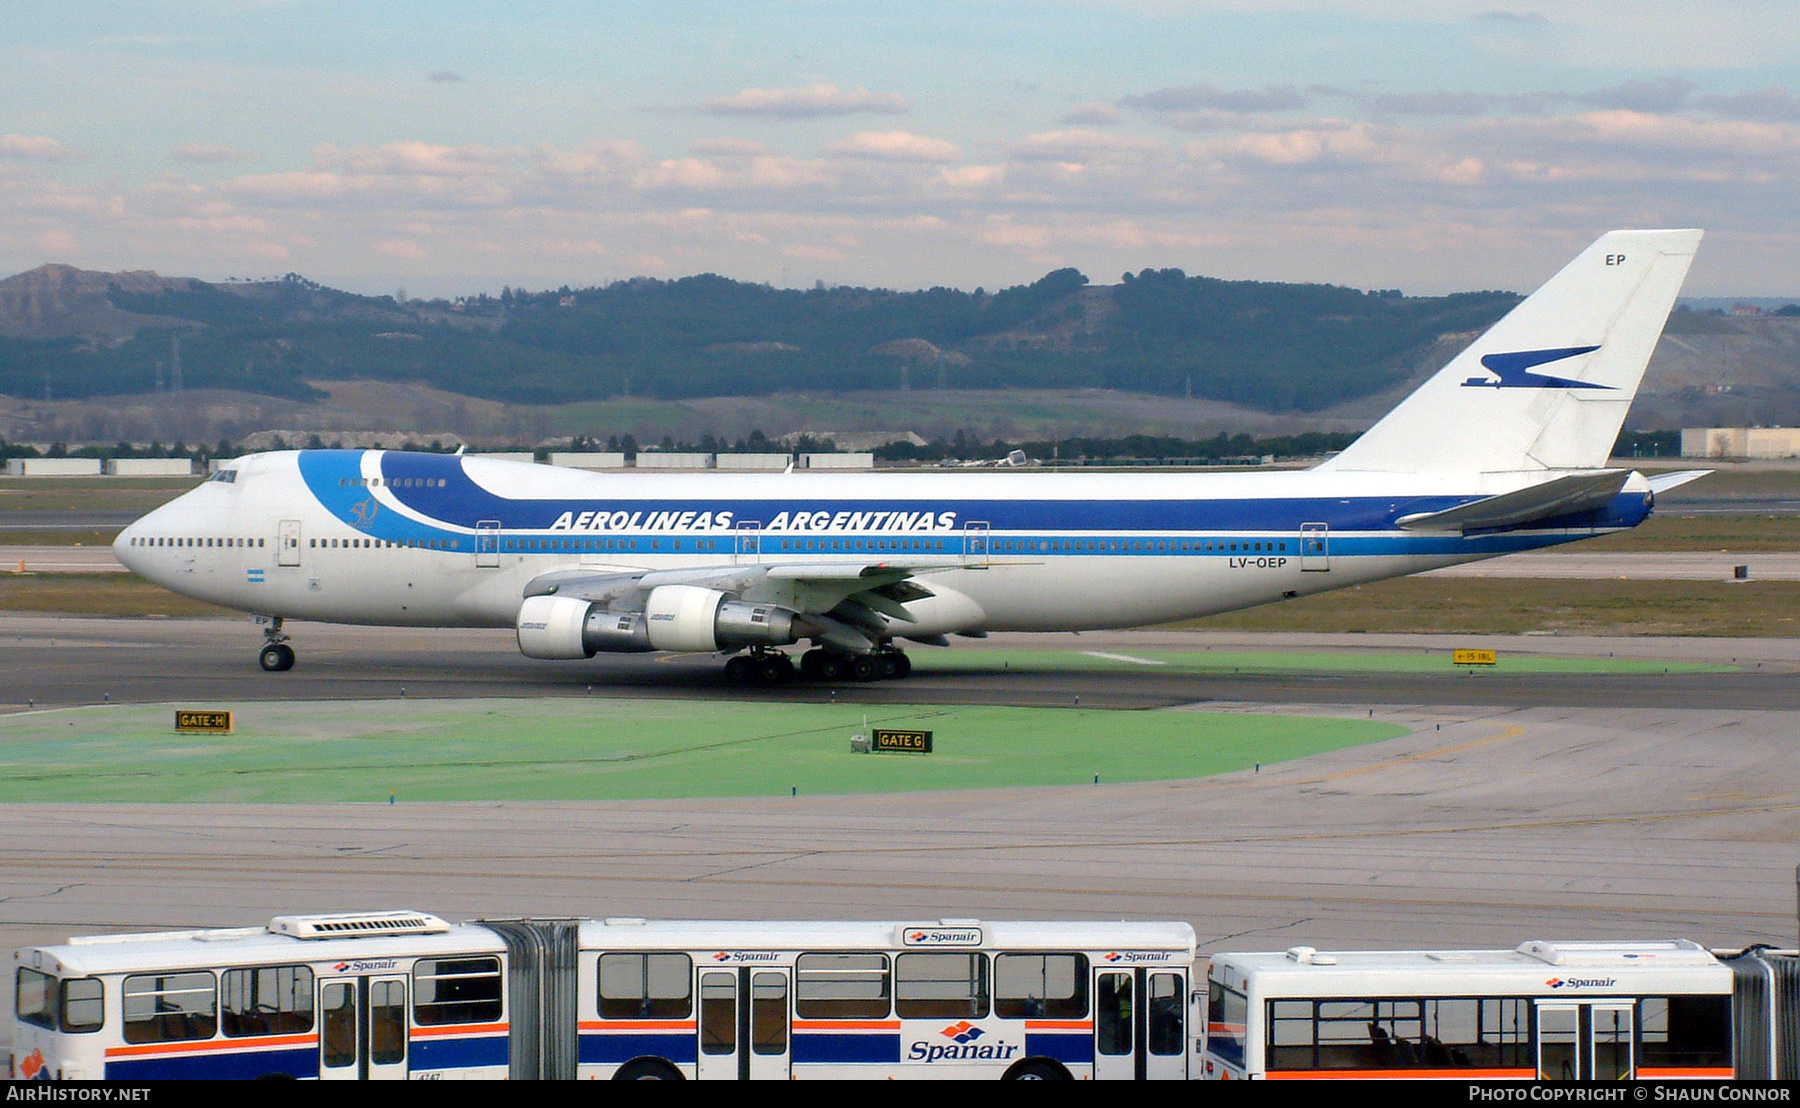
(1103, 950, 1174, 964)
(1547, 976, 1617, 989)
(711, 951, 780, 963)
(333, 959, 398, 972)
(19, 1047, 46, 1079)
(902, 927, 982, 947)
(907, 1022, 1021, 1063)
(1462, 346, 1610, 390)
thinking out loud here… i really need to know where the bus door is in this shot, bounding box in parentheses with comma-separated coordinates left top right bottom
(475, 520, 500, 568)
(318, 974, 409, 1080)
(696, 966, 792, 1080)
(278, 519, 302, 567)
(1535, 1001, 1634, 1080)
(1094, 967, 1189, 1080)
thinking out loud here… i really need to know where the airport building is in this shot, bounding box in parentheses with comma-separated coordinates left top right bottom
(1681, 427, 1800, 459)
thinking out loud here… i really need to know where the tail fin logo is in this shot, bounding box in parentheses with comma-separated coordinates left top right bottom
(1462, 345, 1610, 390)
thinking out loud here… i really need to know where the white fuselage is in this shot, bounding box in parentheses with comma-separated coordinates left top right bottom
(113, 450, 1651, 641)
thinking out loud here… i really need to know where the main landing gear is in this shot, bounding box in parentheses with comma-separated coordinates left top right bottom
(258, 618, 296, 672)
(723, 646, 912, 685)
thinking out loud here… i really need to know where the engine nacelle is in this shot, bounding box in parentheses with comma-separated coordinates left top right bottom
(516, 588, 806, 659)
(643, 585, 804, 652)
(516, 595, 652, 659)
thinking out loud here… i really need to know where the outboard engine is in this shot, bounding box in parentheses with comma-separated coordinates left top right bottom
(516, 586, 807, 659)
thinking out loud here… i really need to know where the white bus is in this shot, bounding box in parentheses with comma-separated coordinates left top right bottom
(1202, 940, 1734, 1081)
(14, 911, 1199, 1080)
(570, 917, 1198, 1080)
(13, 910, 510, 1081)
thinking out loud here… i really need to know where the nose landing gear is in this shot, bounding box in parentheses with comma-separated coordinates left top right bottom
(258, 618, 296, 672)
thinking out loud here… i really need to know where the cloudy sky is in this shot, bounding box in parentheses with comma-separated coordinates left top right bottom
(5, 1, 1799, 297)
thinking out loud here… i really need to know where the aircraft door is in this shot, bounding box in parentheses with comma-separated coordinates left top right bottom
(318, 974, 409, 1080)
(475, 520, 500, 568)
(733, 521, 761, 565)
(963, 521, 991, 565)
(278, 519, 302, 567)
(1299, 522, 1329, 572)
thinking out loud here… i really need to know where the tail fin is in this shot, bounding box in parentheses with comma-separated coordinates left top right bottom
(1319, 229, 1702, 474)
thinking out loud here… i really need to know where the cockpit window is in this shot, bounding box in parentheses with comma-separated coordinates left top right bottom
(208, 470, 238, 484)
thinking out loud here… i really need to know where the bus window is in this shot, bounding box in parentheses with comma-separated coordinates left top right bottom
(62, 978, 103, 1034)
(1096, 973, 1133, 1055)
(751, 973, 788, 1056)
(370, 979, 407, 1066)
(895, 953, 988, 1020)
(700, 973, 736, 1056)
(123, 971, 217, 1044)
(1148, 973, 1184, 1055)
(995, 953, 1087, 1019)
(321, 982, 356, 1070)
(221, 965, 313, 1037)
(1206, 980, 1247, 1069)
(16, 968, 55, 1029)
(598, 953, 693, 1019)
(796, 953, 889, 1019)
(1640, 995, 1731, 1072)
(414, 956, 502, 1025)
(1268, 996, 1530, 1071)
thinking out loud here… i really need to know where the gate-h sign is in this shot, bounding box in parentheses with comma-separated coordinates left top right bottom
(872, 728, 933, 754)
(175, 710, 234, 733)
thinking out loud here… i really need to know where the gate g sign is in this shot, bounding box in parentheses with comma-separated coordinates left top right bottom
(872, 728, 933, 753)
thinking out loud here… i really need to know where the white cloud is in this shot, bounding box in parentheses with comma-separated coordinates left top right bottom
(697, 83, 909, 119)
(826, 131, 961, 163)
(0, 134, 79, 161)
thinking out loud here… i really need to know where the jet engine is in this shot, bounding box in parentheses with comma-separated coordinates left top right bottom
(515, 587, 807, 659)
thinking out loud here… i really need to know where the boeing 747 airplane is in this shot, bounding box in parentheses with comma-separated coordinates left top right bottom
(114, 230, 1708, 682)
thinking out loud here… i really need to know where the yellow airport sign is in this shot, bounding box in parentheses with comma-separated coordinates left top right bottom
(1452, 649, 1497, 667)
(175, 710, 234, 733)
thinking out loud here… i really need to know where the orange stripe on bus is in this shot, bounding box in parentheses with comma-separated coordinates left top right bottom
(792, 1020, 902, 1031)
(106, 1033, 316, 1058)
(412, 1021, 508, 1038)
(577, 1020, 697, 1032)
(1024, 1020, 1093, 1031)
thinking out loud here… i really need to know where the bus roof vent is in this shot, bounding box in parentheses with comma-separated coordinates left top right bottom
(1285, 946, 1318, 964)
(268, 910, 451, 940)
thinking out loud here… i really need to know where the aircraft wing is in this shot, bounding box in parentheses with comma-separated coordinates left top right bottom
(1394, 470, 1634, 533)
(522, 558, 968, 652)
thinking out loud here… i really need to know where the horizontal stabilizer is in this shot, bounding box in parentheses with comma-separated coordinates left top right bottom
(1647, 469, 1711, 494)
(1395, 470, 1632, 532)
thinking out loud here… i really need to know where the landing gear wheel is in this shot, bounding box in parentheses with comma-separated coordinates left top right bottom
(757, 653, 795, 684)
(848, 655, 879, 682)
(874, 652, 898, 680)
(258, 643, 295, 672)
(800, 649, 827, 680)
(890, 651, 912, 679)
(724, 655, 759, 684)
(817, 652, 849, 681)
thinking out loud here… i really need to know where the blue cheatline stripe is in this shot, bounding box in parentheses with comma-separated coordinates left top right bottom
(105, 1045, 319, 1080)
(411, 1033, 509, 1070)
(579, 1031, 699, 1065)
(296, 451, 1651, 557)
(792, 1033, 903, 1064)
(1027, 1032, 1095, 1065)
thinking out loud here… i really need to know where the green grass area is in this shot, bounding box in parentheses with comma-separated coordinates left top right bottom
(1580, 513, 1800, 553)
(0, 699, 1406, 803)
(923, 648, 1728, 676)
(1184, 578, 1800, 637)
(0, 574, 233, 618)
(0, 477, 198, 514)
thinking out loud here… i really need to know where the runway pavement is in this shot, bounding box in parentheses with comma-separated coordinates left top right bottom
(0, 615, 1795, 984)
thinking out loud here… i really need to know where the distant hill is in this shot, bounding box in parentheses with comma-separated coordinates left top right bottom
(0, 263, 1521, 413)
